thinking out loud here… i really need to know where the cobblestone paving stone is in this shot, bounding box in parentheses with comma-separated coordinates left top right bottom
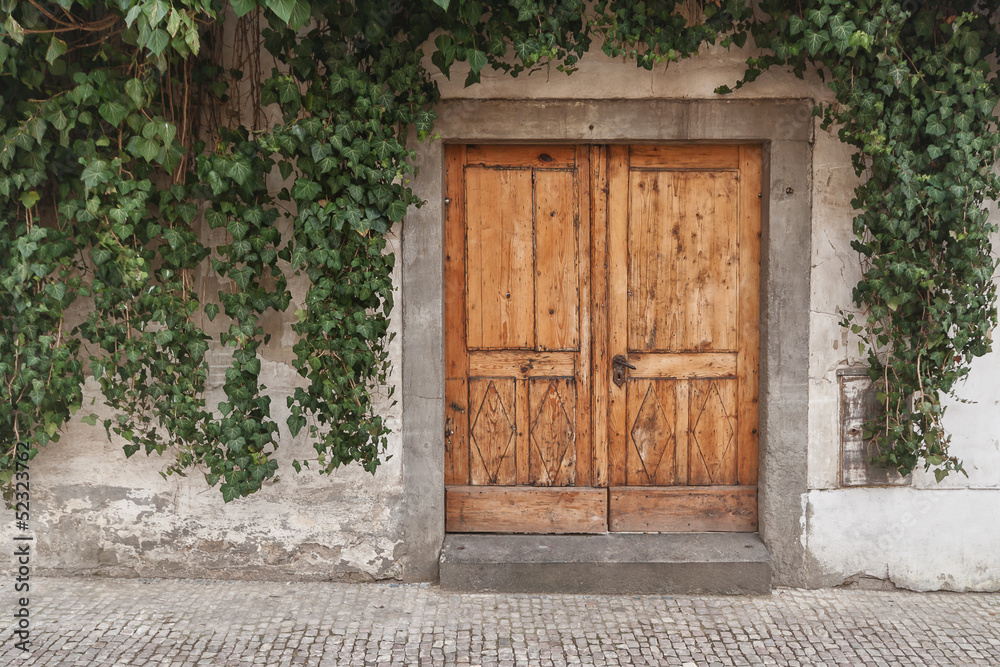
(2, 577, 999, 666)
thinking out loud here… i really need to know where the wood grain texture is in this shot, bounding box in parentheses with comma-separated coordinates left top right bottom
(446, 486, 607, 533)
(468, 378, 517, 485)
(574, 145, 593, 487)
(606, 145, 630, 487)
(687, 379, 738, 485)
(469, 351, 575, 378)
(609, 486, 758, 532)
(590, 145, 610, 488)
(737, 145, 761, 486)
(627, 171, 738, 352)
(444, 145, 469, 485)
(629, 352, 737, 378)
(466, 144, 576, 168)
(534, 169, 579, 350)
(629, 144, 740, 170)
(465, 166, 534, 350)
(626, 379, 678, 486)
(515, 378, 530, 485)
(675, 380, 690, 485)
(529, 378, 577, 486)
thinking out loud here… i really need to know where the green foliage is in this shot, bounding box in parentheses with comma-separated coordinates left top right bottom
(0, 0, 997, 500)
(727, 0, 1000, 479)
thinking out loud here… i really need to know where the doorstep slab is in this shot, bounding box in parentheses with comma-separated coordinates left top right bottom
(440, 533, 771, 595)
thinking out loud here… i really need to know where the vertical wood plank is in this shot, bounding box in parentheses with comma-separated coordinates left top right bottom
(607, 145, 630, 486)
(574, 145, 593, 487)
(465, 167, 534, 349)
(737, 145, 761, 485)
(515, 378, 530, 485)
(674, 380, 690, 484)
(590, 145, 610, 488)
(712, 173, 740, 350)
(444, 145, 469, 485)
(625, 379, 649, 484)
(652, 380, 679, 485)
(534, 170, 579, 351)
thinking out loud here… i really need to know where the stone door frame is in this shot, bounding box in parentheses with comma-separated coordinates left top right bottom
(400, 98, 814, 586)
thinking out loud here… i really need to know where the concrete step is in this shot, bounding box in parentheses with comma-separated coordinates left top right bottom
(440, 532, 771, 595)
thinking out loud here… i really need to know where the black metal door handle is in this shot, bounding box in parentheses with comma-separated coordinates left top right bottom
(612, 354, 635, 388)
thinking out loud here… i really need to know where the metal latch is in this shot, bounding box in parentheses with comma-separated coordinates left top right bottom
(611, 354, 635, 388)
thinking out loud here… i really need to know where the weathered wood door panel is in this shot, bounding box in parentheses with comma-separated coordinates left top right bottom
(606, 144, 761, 533)
(445, 145, 599, 533)
(445, 143, 760, 534)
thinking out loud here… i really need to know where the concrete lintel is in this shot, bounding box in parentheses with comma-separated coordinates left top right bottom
(435, 98, 816, 144)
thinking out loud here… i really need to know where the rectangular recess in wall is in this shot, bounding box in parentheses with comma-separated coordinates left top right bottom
(839, 368, 911, 487)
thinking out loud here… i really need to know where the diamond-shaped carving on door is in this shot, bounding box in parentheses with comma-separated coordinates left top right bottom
(530, 380, 576, 486)
(470, 380, 516, 485)
(689, 379, 738, 485)
(629, 381, 676, 485)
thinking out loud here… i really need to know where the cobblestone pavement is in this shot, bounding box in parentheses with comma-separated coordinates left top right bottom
(2, 578, 999, 666)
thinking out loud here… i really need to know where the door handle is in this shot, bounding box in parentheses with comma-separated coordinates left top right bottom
(612, 354, 635, 388)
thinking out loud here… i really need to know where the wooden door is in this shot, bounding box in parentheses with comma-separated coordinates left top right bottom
(444, 145, 605, 533)
(444, 144, 761, 534)
(606, 145, 761, 532)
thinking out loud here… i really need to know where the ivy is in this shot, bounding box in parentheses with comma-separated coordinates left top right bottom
(1, 0, 997, 501)
(726, 0, 1000, 480)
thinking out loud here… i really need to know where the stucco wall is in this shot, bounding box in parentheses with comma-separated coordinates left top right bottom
(4, 38, 998, 589)
(1, 226, 407, 581)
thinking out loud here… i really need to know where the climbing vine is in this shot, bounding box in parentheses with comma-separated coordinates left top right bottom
(0, 0, 996, 501)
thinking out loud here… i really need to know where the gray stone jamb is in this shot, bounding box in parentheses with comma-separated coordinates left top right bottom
(401, 98, 814, 586)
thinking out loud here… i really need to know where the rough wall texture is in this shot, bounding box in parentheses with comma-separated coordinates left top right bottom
(1, 230, 406, 581)
(3, 39, 999, 588)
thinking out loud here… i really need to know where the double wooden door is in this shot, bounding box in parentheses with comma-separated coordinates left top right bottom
(444, 144, 760, 533)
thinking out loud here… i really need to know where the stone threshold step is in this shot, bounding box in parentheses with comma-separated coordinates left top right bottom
(440, 532, 771, 595)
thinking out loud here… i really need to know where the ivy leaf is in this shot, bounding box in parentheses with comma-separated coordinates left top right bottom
(288, 0, 310, 29)
(432, 0, 450, 8)
(99, 101, 128, 127)
(221, 484, 239, 503)
(147, 0, 170, 26)
(788, 14, 805, 35)
(228, 158, 253, 186)
(30, 379, 45, 407)
(228, 218, 250, 240)
(4, 15, 24, 44)
(205, 303, 220, 321)
(828, 17, 855, 45)
(231, 0, 256, 16)
(19, 190, 40, 209)
(163, 227, 184, 249)
(45, 36, 68, 64)
(806, 6, 831, 27)
(468, 49, 488, 75)
(926, 116, 946, 137)
(802, 30, 828, 55)
(81, 160, 108, 189)
(387, 199, 408, 223)
(267, 0, 296, 25)
(125, 78, 145, 107)
(146, 28, 170, 56)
